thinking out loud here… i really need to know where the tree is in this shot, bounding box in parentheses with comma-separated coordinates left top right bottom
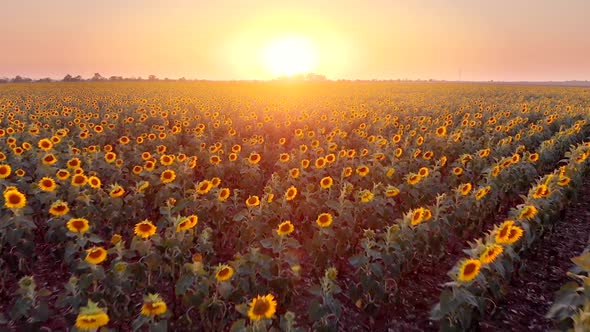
(91, 73, 105, 81)
(148, 75, 158, 81)
(63, 74, 73, 82)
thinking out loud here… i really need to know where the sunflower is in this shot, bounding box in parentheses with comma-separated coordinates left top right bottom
(518, 205, 538, 220)
(495, 220, 515, 244)
(75, 300, 109, 330)
(248, 153, 261, 165)
(141, 293, 168, 316)
(301, 159, 310, 168)
(418, 167, 429, 177)
(479, 244, 503, 264)
(276, 221, 295, 236)
(279, 153, 290, 162)
(558, 176, 571, 187)
(210, 177, 221, 188)
(506, 225, 524, 244)
(316, 213, 333, 228)
(42, 154, 58, 165)
(356, 165, 370, 176)
(0, 164, 11, 179)
(71, 174, 88, 187)
(67, 217, 90, 234)
(38, 177, 57, 192)
(475, 186, 491, 200)
(196, 180, 213, 194)
(411, 209, 424, 226)
(386, 167, 395, 178)
(338, 167, 351, 178)
(359, 190, 374, 203)
(314, 157, 326, 169)
(134, 219, 157, 239)
(247, 294, 277, 321)
(385, 185, 400, 197)
(457, 258, 481, 282)
(104, 152, 117, 163)
(56, 169, 71, 181)
(459, 183, 472, 196)
(176, 215, 198, 232)
(529, 153, 539, 162)
(160, 154, 174, 166)
(138, 181, 150, 192)
(67, 157, 81, 169)
(15, 169, 25, 177)
(49, 200, 69, 216)
(160, 169, 176, 184)
(215, 264, 234, 282)
(284, 186, 297, 201)
(3, 188, 26, 209)
(320, 176, 333, 189)
(88, 176, 101, 189)
(289, 168, 300, 179)
(85, 246, 107, 265)
(144, 160, 156, 171)
(491, 165, 501, 177)
(246, 195, 260, 207)
(452, 167, 463, 176)
(111, 233, 122, 245)
(407, 173, 421, 185)
(532, 184, 550, 198)
(109, 184, 125, 198)
(38, 138, 53, 151)
(218, 187, 231, 201)
(435, 126, 447, 136)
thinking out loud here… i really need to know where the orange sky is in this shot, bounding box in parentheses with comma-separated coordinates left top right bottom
(1, 0, 589, 81)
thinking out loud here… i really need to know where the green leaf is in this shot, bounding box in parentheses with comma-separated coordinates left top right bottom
(348, 255, 368, 268)
(260, 238, 273, 249)
(229, 319, 247, 332)
(149, 320, 168, 332)
(175, 275, 194, 295)
(32, 301, 52, 322)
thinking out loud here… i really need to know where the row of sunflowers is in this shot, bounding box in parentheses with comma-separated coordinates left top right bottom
(431, 138, 590, 330)
(1, 82, 590, 331)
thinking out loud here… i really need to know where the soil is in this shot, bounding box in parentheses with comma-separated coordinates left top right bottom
(478, 180, 590, 332)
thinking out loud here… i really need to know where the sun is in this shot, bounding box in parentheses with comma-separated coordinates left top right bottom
(262, 36, 318, 77)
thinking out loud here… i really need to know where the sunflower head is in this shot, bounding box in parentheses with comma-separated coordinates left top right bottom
(134, 219, 157, 239)
(247, 294, 277, 321)
(75, 300, 109, 330)
(67, 217, 90, 234)
(3, 188, 27, 209)
(284, 186, 297, 201)
(141, 293, 168, 316)
(276, 221, 295, 236)
(479, 244, 503, 264)
(457, 258, 481, 282)
(85, 246, 107, 265)
(246, 195, 260, 207)
(316, 213, 333, 228)
(215, 264, 234, 282)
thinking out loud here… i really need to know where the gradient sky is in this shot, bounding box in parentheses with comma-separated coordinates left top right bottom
(1, 0, 589, 81)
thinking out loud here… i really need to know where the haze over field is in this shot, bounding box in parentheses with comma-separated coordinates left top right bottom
(1, 0, 589, 81)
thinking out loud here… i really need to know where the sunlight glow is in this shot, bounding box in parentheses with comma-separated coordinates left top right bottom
(262, 36, 318, 77)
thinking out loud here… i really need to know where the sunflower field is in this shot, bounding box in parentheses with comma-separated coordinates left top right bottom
(1, 82, 590, 331)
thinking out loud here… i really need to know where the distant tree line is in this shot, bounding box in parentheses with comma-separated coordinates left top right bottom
(0, 73, 190, 83)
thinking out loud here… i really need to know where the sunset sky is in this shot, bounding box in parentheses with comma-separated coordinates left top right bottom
(1, 0, 589, 81)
